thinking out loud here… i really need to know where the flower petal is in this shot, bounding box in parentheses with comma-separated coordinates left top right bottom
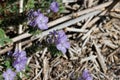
(43, 16, 48, 23)
(56, 43, 66, 54)
(38, 23, 48, 30)
(63, 41, 70, 48)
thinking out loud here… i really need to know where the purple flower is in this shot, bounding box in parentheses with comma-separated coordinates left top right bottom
(13, 50, 27, 72)
(47, 30, 58, 44)
(27, 9, 40, 20)
(27, 10, 48, 30)
(50, 1, 59, 12)
(78, 69, 93, 80)
(56, 30, 70, 54)
(13, 58, 27, 72)
(49, 30, 70, 54)
(29, 19, 36, 27)
(2, 69, 16, 80)
(35, 13, 48, 30)
(49, 30, 58, 37)
(13, 49, 26, 58)
(32, 10, 41, 17)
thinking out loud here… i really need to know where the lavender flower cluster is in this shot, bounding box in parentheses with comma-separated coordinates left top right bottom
(13, 50, 27, 72)
(2, 50, 27, 80)
(27, 10, 49, 30)
(78, 69, 93, 80)
(27, 1, 59, 30)
(2, 69, 16, 80)
(50, 1, 59, 12)
(49, 30, 70, 54)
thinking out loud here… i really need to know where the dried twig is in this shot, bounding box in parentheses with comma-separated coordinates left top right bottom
(93, 40, 107, 73)
(33, 69, 43, 80)
(43, 57, 49, 80)
(17, 0, 23, 51)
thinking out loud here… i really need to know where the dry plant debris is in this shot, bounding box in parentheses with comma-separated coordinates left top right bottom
(0, 0, 120, 80)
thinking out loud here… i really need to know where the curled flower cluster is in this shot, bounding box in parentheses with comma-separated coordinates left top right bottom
(78, 69, 93, 80)
(50, 1, 59, 13)
(2, 50, 27, 80)
(49, 30, 70, 54)
(27, 1, 59, 30)
(82, 69, 93, 80)
(2, 69, 16, 80)
(27, 10, 49, 30)
(13, 50, 28, 72)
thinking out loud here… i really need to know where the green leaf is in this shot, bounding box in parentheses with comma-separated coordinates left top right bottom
(0, 28, 12, 46)
(25, 66, 30, 72)
(0, 29, 5, 38)
(3, 37, 12, 43)
(26, 0, 35, 10)
(0, 75, 4, 80)
(4, 60, 11, 68)
(0, 40, 4, 46)
(57, 0, 65, 13)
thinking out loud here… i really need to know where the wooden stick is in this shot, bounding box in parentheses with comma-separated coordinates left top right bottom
(93, 40, 107, 73)
(18, 0, 23, 51)
(65, 27, 88, 32)
(81, 25, 96, 40)
(33, 69, 43, 80)
(43, 57, 49, 80)
(62, 0, 77, 3)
